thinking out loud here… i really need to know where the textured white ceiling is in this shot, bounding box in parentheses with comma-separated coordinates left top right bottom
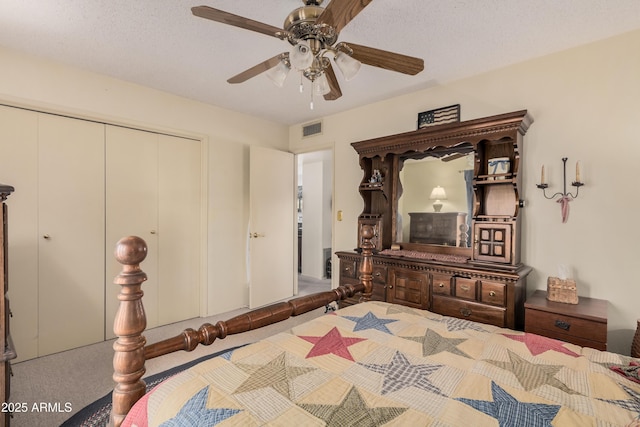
(0, 1, 639, 125)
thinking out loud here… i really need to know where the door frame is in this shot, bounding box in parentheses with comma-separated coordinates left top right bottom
(294, 146, 335, 292)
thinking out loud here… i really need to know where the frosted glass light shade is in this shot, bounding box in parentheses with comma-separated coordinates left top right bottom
(266, 60, 290, 87)
(334, 51, 361, 81)
(313, 73, 331, 96)
(290, 40, 313, 70)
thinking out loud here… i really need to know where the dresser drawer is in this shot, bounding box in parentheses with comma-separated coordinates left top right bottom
(431, 273, 452, 296)
(432, 296, 506, 327)
(480, 281, 506, 306)
(454, 277, 477, 300)
(339, 259, 359, 280)
(525, 308, 607, 350)
(372, 265, 387, 285)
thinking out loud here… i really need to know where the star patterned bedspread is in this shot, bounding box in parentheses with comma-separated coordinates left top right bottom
(123, 302, 640, 426)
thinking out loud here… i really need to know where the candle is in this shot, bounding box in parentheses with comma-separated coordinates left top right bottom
(541, 165, 545, 184)
(575, 161, 581, 182)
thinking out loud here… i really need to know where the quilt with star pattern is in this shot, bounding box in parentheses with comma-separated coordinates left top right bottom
(122, 301, 640, 426)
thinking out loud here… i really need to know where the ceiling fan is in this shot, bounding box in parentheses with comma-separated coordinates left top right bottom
(192, 0, 424, 108)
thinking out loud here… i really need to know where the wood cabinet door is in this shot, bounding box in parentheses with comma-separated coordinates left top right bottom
(473, 222, 512, 263)
(387, 268, 429, 309)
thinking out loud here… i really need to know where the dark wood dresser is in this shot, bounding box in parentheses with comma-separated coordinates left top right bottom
(0, 184, 14, 426)
(338, 111, 533, 330)
(337, 250, 530, 329)
(524, 290, 607, 350)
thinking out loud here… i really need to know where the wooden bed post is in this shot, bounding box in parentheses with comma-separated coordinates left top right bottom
(110, 236, 148, 427)
(359, 224, 374, 302)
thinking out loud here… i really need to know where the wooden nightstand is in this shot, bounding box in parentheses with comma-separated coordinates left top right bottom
(524, 290, 607, 350)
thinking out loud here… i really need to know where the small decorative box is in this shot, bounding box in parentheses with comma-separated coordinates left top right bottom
(547, 276, 579, 304)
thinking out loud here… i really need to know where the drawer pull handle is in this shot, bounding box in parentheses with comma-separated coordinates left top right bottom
(438, 283, 445, 288)
(375, 272, 381, 277)
(489, 291, 496, 297)
(388, 285, 393, 289)
(460, 308, 472, 317)
(460, 285, 470, 292)
(554, 320, 571, 331)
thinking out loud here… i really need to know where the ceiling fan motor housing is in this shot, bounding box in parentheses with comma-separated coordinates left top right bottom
(284, 6, 338, 51)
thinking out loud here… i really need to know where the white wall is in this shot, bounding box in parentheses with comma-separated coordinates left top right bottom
(0, 46, 289, 316)
(289, 29, 640, 354)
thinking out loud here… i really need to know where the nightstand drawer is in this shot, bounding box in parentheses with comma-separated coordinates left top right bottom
(524, 290, 607, 351)
(525, 308, 606, 349)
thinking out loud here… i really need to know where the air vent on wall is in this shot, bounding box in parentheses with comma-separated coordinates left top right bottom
(302, 121, 322, 138)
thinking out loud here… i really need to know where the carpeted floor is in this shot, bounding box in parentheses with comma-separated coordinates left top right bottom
(9, 275, 330, 426)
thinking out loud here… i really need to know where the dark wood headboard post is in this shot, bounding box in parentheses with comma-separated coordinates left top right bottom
(110, 236, 149, 427)
(359, 224, 374, 302)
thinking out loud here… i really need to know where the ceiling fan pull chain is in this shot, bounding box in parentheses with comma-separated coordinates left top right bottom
(310, 87, 314, 110)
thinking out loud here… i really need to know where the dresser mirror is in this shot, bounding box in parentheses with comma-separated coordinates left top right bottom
(396, 146, 474, 250)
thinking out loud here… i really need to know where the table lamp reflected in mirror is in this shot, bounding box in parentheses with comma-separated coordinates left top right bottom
(429, 186, 447, 212)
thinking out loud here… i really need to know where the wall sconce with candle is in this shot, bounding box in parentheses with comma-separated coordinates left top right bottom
(536, 157, 584, 223)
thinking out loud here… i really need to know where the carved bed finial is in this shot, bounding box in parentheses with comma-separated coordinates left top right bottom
(359, 224, 374, 302)
(110, 236, 148, 427)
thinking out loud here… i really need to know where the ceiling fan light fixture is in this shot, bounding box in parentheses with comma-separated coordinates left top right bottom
(266, 59, 290, 88)
(334, 51, 361, 81)
(289, 40, 314, 70)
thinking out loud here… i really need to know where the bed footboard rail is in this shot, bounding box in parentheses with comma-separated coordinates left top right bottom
(110, 225, 375, 426)
(144, 285, 363, 359)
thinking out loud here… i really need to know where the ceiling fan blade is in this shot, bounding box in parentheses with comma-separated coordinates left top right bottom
(316, 0, 373, 33)
(347, 42, 424, 75)
(192, 5, 283, 38)
(323, 64, 342, 101)
(441, 153, 469, 162)
(227, 54, 284, 84)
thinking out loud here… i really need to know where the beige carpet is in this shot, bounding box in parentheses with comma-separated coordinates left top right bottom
(10, 276, 331, 426)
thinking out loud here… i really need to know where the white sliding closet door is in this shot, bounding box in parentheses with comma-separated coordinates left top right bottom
(105, 126, 160, 335)
(105, 127, 201, 334)
(0, 106, 39, 361)
(157, 134, 201, 325)
(37, 114, 105, 356)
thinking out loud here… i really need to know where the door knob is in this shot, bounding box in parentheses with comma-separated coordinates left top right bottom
(251, 232, 265, 238)
(150, 230, 157, 234)
(43, 234, 51, 239)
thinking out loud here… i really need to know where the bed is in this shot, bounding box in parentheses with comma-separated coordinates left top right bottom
(109, 228, 640, 426)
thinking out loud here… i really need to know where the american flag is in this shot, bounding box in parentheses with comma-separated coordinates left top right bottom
(418, 104, 460, 129)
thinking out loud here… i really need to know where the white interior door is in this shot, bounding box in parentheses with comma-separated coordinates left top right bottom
(249, 146, 295, 308)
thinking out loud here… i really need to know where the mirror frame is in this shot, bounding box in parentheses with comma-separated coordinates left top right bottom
(350, 110, 532, 257)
